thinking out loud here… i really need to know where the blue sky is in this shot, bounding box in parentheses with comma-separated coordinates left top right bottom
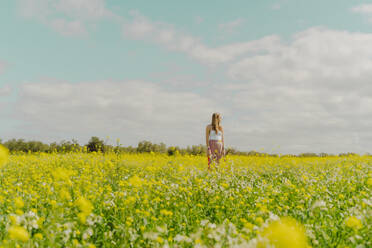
(1, 0, 372, 154)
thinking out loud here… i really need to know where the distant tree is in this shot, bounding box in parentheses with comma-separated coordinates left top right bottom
(298, 153, 318, 157)
(156, 142, 167, 153)
(178, 146, 187, 155)
(167, 146, 180, 156)
(27, 141, 49, 153)
(3, 139, 26, 152)
(137, 140, 167, 153)
(338, 152, 357, 157)
(123, 146, 137, 153)
(225, 147, 238, 155)
(188, 144, 204, 155)
(137, 140, 150, 153)
(49, 142, 58, 153)
(247, 150, 260, 156)
(86, 137, 105, 153)
(1, 136, 341, 157)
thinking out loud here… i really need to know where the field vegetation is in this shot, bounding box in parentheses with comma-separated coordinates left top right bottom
(0, 144, 370, 247)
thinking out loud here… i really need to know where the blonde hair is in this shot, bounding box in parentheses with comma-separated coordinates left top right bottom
(211, 113, 222, 133)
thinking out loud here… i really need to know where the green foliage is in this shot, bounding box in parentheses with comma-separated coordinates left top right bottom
(2, 139, 50, 153)
(137, 140, 167, 153)
(167, 146, 179, 156)
(86, 137, 105, 153)
(1, 153, 370, 247)
(50, 139, 81, 153)
(0, 137, 364, 157)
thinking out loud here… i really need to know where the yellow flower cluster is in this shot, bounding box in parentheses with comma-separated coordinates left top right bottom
(0, 152, 369, 247)
(0, 145, 9, 167)
(8, 225, 29, 242)
(259, 217, 308, 248)
(75, 197, 93, 224)
(345, 216, 363, 230)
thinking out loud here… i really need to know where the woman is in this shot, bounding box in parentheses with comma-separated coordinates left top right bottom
(206, 112, 225, 169)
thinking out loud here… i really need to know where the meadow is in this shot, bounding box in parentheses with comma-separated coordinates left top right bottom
(0, 146, 370, 247)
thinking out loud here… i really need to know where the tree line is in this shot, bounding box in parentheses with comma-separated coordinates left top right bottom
(0, 137, 362, 157)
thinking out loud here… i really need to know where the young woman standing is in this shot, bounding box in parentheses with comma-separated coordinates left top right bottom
(206, 112, 225, 169)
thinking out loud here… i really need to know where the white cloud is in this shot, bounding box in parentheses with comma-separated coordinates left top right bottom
(194, 16, 204, 24)
(271, 3, 281, 10)
(218, 18, 245, 33)
(352, 4, 372, 22)
(352, 4, 372, 14)
(9, 8, 372, 153)
(0, 85, 12, 116)
(17, 0, 52, 19)
(270, 0, 289, 11)
(55, 0, 115, 20)
(12, 80, 226, 146)
(0, 85, 12, 96)
(49, 19, 86, 36)
(228, 27, 372, 83)
(221, 27, 372, 154)
(122, 11, 280, 65)
(0, 61, 7, 74)
(17, 0, 117, 36)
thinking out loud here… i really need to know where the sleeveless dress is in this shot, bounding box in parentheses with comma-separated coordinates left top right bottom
(208, 128, 224, 166)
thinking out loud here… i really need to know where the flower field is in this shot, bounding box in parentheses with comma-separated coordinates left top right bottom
(0, 146, 370, 247)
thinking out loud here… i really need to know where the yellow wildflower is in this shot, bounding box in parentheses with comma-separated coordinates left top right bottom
(160, 209, 173, 216)
(255, 217, 264, 225)
(34, 233, 43, 240)
(52, 167, 72, 182)
(244, 222, 254, 231)
(14, 197, 24, 209)
(259, 217, 308, 248)
(8, 225, 30, 242)
(37, 217, 45, 228)
(345, 216, 362, 230)
(59, 188, 71, 201)
(195, 238, 202, 244)
(15, 209, 24, 216)
(9, 215, 18, 225)
(367, 178, 372, 187)
(75, 197, 93, 215)
(77, 212, 87, 224)
(72, 239, 79, 246)
(50, 200, 57, 208)
(156, 236, 164, 244)
(0, 145, 9, 167)
(128, 175, 144, 187)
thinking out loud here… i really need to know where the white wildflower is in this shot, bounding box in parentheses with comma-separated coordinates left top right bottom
(200, 220, 209, 226)
(173, 234, 192, 243)
(82, 228, 93, 240)
(311, 200, 327, 210)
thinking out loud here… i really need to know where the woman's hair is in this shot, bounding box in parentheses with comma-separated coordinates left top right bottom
(211, 113, 221, 133)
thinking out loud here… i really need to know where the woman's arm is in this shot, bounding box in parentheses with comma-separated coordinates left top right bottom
(221, 127, 225, 155)
(206, 125, 210, 147)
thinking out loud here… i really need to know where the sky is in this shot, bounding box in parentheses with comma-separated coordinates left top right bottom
(1, 0, 372, 154)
